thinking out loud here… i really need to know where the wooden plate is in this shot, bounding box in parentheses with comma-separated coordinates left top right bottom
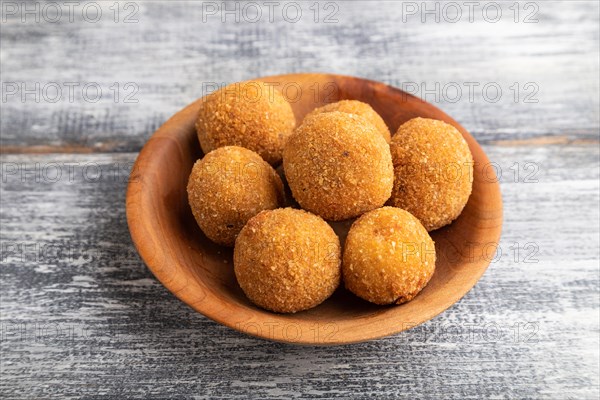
(126, 73, 503, 345)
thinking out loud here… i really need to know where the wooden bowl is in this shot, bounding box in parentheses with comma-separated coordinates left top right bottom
(126, 73, 502, 345)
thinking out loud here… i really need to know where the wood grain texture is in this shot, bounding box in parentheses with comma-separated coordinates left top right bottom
(1, 1, 599, 153)
(1, 0, 599, 398)
(1, 145, 598, 398)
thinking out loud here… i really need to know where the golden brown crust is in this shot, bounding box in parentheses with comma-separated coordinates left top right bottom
(387, 117, 474, 231)
(305, 100, 391, 143)
(234, 208, 341, 313)
(283, 112, 394, 221)
(342, 207, 436, 305)
(187, 146, 285, 246)
(195, 81, 296, 165)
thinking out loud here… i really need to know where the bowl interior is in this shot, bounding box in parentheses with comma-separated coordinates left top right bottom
(126, 73, 503, 345)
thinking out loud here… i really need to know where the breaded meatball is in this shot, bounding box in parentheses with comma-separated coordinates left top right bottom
(196, 80, 296, 165)
(305, 100, 391, 143)
(234, 208, 341, 313)
(283, 112, 393, 221)
(387, 118, 474, 231)
(187, 146, 284, 246)
(343, 207, 436, 305)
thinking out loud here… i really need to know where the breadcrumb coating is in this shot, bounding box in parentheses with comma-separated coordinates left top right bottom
(283, 111, 393, 221)
(187, 146, 285, 246)
(305, 100, 391, 143)
(234, 208, 341, 313)
(195, 80, 296, 165)
(387, 118, 474, 231)
(343, 207, 436, 305)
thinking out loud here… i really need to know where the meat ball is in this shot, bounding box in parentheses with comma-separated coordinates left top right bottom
(234, 208, 341, 313)
(387, 117, 474, 231)
(305, 100, 391, 143)
(196, 80, 296, 165)
(283, 111, 393, 221)
(187, 146, 285, 246)
(343, 207, 436, 305)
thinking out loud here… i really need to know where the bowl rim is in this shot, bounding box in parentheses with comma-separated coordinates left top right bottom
(126, 73, 503, 345)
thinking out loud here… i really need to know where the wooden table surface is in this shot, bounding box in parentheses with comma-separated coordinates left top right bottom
(1, 1, 598, 398)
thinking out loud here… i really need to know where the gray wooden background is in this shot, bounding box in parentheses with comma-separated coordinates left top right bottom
(1, 1, 599, 398)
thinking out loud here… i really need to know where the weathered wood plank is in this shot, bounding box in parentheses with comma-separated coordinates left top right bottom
(1, 145, 598, 399)
(1, 1, 599, 153)
(1, 1, 599, 398)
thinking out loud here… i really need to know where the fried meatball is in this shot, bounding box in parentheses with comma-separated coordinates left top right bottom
(387, 118, 474, 231)
(305, 100, 391, 143)
(195, 80, 296, 165)
(187, 146, 285, 246)
(234, 208, 341, 313)
(343, 207, 436, 305)
(283, 112, 393, 221)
